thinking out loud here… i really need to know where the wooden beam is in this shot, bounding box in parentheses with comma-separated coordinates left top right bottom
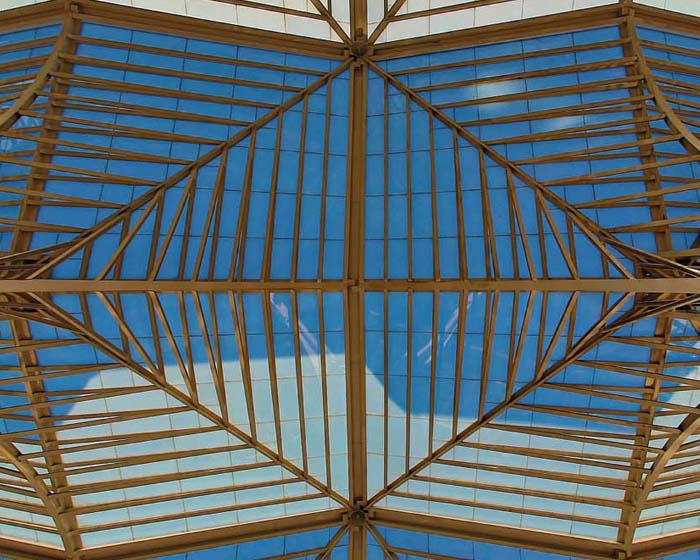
(308, 0, 352, 46)
(345, 57, 368, 511)
(79, 510, 346, 560)
(632, 2, 700, 39)
(367, 524, 399, 560)
(69, 0, 346, 59)
(0, 1, 63, 34)
(632, 527, 700, 560)
(317, 525, 351, 560)
(372, 2, 700, 60)
(0, 1, 346, 58)
(372, 3, 623, 59)
(0, 0, 699, 558)
(2, 277, 700, 293)
(350, 0, 367, 42)
(24, 293, 351, 509)
(0, 538, 66, 560)
(347, 4, 369, 559)
(0, 513, 685, 560)
(367, 0, 408, 45)
(6, 322, 81, 555)
(370, 509, 623, 560)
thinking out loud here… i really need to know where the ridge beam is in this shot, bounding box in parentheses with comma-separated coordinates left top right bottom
(1, 278, 700, 293)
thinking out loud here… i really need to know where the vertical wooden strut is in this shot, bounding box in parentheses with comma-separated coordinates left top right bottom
(346, 58, 368, 509)
(346, 1, 368, 559)
(351, 0, 368, 48)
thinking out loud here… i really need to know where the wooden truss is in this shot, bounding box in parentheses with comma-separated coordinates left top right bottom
(0, 0, 700, 558)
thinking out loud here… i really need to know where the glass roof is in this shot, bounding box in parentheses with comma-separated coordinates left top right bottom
(0, 1, 700, 559)
(4, 0, 700, 43)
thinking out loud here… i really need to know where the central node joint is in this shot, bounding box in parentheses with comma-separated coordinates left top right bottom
(349, 508, 368, 527)
(351, 38, 369, 58)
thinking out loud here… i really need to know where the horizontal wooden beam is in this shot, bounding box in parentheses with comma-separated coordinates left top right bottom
(0, 0, 346, 59)
(632, 527, 700, 560)
(0, 538, 66, 560)
(71, 0, 347, 59)
(372, 2, 700, 60)
(0, 508, 698, 560)
(369, 508, 623, 560)
(0, 510, 345, 560)
(371, 508, 700, 560)
(76, 509, 346, 560)
(1, 277, 699, 293)
(372, 4, 623, 59)
(0, 0, 64, 34)
(632, 3, 700, 39)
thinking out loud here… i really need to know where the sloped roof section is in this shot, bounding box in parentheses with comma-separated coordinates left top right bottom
(1, 0, 352, 41)
(3, 0, 700, 44)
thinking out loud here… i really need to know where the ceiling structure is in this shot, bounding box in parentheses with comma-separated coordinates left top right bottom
(4, 0, 700, 43)
(0, 0, 700, 559)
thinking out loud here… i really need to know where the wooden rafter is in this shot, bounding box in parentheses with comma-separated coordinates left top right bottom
(308, 0, 352, 46)
(72, 509, 345, 560)
(369, 509, 624, 560)
(2, 277, 700, 292)
(70, 0, 347, 58)
(346, 3, 369, 560)
(367, 0, 407, 45)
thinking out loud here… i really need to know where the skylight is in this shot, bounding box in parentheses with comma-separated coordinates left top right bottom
(0, 1, 699, 560)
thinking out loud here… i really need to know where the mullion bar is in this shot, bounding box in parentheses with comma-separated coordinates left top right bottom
(230, 292, 258, 440)
(453, 130, 467, 280)
(406, 93, 413, 280)
(262, 115, 285, 282)
(290, 291, 310, 474)
(405, 290, 413, 473)
(201, 152, 229, 281)
(291, 97, 309, 282)
(428, 290, 438, 453)
(317, 290, 333, 489)
(232, 131, 258, 281)
(429, 113, 439, 280)
(451, 290, 467, 439)
(318, 79, 333, 281)
(477, 291, 496, 419)
(262, 291, 284, 455)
